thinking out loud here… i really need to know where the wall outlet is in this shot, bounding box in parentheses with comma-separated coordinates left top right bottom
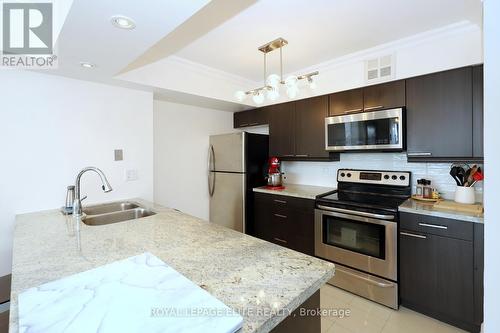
(126, 169, 138, 181)
(114, 149, 123, 161)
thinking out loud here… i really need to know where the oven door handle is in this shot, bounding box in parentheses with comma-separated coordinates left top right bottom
(316, 205, 394, 220)
(336, 265, 395, 288)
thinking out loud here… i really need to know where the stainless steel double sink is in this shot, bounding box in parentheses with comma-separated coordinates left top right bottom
(80, 201, 156, 226)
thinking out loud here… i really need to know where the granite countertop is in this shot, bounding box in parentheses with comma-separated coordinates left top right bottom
(9, 199, 335, 333)
(253, 184, 334, 200)
(399, 198, 484, 224)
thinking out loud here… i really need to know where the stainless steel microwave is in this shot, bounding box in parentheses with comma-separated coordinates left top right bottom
(325, 108, 404, 152)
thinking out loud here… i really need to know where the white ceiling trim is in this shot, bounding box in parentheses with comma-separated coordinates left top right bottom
(294, 20, 481, 76)
(165, 55, 258, 87)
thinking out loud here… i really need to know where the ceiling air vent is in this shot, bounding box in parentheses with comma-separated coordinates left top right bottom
(365, 55, 394, 83)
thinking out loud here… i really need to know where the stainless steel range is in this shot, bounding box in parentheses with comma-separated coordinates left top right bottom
(315, 169, 411, 309)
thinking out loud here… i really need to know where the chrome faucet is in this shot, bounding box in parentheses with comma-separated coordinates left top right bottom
(73, 167, 113, 216)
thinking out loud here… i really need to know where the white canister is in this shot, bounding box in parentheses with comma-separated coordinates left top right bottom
(454, 186, 476, 204)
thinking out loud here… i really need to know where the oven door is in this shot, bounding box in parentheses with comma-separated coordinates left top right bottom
(314, 207, 397, 281)
(325, 108, 403, 151)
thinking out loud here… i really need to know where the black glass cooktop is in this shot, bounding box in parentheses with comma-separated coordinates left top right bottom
(317, 190, 409, 213)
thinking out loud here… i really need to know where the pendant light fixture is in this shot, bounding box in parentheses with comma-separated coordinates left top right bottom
(235, 38, 319, 104)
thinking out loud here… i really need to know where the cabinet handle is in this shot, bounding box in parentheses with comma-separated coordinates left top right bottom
(282, 154, 295, 157)
(274, 238, 288, 244)
(274, 214, 287, 219)
(418, 223, 448, 230)
(249, 122, 259, 126)
(407, 152, 432, 157)
(239, 123, 249, 127)
(343, 108, 363, 114)
(400, 232, 427, 239)
(364, 105, 384, 111)
(273, 199, 287, 204)
(295, 154, 309, 157)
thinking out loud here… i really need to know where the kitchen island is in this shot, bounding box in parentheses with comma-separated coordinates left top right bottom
(9, 199, 335, 333)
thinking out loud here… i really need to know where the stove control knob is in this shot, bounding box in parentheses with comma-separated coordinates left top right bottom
(400, 175, 406, 181)
(340, 172, 346, 178)
(391, 175, 398, 180)
(347, 173, 352, 178)
(384, 175, 390, 180)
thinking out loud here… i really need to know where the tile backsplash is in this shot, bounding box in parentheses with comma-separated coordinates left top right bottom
(282, 153, 483, 201)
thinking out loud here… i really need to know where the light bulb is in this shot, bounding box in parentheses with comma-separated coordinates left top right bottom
(234, 90, 246, 102)
(308, 77, 317, 90)
(285, 75, 298, 89)
(286, 86, 299, 99)
(266, 87, 280, 101)
(253, 91, 265, 104)
(266, 74, 281, 88)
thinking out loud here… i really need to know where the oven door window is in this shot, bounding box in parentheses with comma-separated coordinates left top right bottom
(323, 215, 386, 259)
(327, 117, 400, 148)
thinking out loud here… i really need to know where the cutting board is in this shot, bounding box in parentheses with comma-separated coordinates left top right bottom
(18, 253, 243, 333)
(433, 200, 484, 215)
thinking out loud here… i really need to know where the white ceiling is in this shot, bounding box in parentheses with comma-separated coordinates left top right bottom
(39, 0, 482, 110)
(175, 0, 482, 81)
(50, 0, 210, 82)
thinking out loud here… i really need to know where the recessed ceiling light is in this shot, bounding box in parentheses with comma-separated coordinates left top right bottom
(80, 62, 95, 69)
(111, 15, 136, 30)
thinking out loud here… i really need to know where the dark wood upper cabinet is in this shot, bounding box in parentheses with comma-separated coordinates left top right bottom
(233, 108, 269, 128)
(363, 80, 405, 111)
(329, 88, 363, 116)
(473, 65, 484, 158)
(269, 102, 296, 157)
(406, 67, 474, 160)
(295, 95, 329, 158)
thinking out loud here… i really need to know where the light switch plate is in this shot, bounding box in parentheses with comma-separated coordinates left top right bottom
(114, 149, 123, 161)
(126, 169, 138, 181)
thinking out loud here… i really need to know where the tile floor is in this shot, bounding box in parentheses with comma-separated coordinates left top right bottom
(320, 284, 466, 333)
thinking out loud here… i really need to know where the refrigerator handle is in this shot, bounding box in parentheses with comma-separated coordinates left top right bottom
(208, 145, 215, 197)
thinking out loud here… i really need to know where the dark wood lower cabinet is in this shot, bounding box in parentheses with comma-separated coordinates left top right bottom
(399, 213, 483, 333)
(253, 193, 315, 256)
(0, 311, 9, 333)
(271, 290, 320, 333)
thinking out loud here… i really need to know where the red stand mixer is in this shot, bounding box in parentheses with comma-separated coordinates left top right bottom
(266, 157, 285, 189)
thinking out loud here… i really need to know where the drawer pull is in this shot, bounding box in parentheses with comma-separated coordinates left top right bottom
(401, 232, 427, 239)
(407, 152, 432, 157)
(274, 214, 287, 219)
(344, 108, 363, 114)
(364, 105, 384, 111)
(274, 238, 288, 244)
(273, 199, 287, 204)
(418, 223, 448, 230)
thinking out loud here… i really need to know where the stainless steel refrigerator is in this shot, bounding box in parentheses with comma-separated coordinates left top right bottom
(208, 132, 268, 233)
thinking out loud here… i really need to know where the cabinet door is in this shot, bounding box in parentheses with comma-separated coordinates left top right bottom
(363, 80, 405, 111)
(400, 230, 474, 325)
(295, 95, 329, 158)
(269, 102, 295, 157)
(233, 108, 269, 128)
(472, 65, 483, 158)
(329, 88, 363, 116)
(234, 110, 250, 128)
(406, 67, 473, 159)
(254, 194, 272, 241)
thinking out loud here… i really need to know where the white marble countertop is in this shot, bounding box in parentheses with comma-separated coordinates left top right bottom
(253, 184, 334, 200)
(9, 199, 335, 333)
(399, 198, 484, 224)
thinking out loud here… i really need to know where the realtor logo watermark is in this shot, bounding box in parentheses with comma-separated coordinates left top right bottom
(1, 1, 57, 68)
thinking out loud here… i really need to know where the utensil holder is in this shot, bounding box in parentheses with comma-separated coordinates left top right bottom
(454, 186, 475, 204)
